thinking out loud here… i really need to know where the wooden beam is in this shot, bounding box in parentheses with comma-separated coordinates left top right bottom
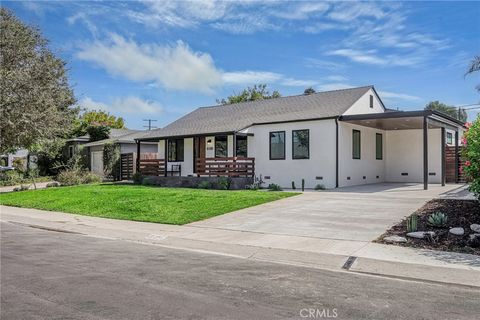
(441, 127, 446, 186)
(455, 131, 459, 183)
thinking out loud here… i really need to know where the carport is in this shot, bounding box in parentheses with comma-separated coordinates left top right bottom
(339, 110, 465, 190)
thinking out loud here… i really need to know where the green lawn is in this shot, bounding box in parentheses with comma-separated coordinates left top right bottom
(0, 184, 298, 225)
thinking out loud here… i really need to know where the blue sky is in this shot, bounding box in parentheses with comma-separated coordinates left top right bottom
(4, 1, 480, 129)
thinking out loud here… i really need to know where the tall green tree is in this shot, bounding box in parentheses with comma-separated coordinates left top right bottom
(425, 101, 467, 122)
(217, 84, 281, 105)
(304, 87, 316, 95)
(0, 8, 77, 153)
(72, 110, 125, 137)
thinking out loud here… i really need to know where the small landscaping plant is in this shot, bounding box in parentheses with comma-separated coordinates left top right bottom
(427, 212, 448, 228)
(291, 181, 296, 190)
(197, 181, 212, 189)
(267, 183, 282, 191)
(13, 185, 29, 192)
(314, 184, 326, 191)
(217, 177, 232, 190)
(406, 214, 418, 232)
(132, 172, 144, 184)
(301, 179, 305, 191)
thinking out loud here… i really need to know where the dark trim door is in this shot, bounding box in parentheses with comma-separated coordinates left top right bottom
(193, 136, 206, 173)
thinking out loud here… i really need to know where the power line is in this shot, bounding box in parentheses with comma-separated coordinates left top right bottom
(142, 119, 158, 130)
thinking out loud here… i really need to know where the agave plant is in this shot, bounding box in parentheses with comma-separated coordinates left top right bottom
(427, 212, 448, 227)
(406, 214, 418, 232)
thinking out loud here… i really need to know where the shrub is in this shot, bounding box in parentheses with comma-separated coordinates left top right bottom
(132, 172, 144, 184)
(56, 170, 84, 186)
(291, 181, 296, 190)
(314, 184, 326, 191)
(0, 170, 23, 186)
(301, 178, 305, 191)
(267, 183, 282, 191)
(13, 185, 30, 192)
(427, 212, 448, 227)
(197, 181, 212, 189)
(46, 181, 60, 188)
(103, 143, 120, 180)
(462, 115, 480, 200)
(217, 177, 232, 190)
(142, 177, 155, 186)
(57, 169, 101, 186)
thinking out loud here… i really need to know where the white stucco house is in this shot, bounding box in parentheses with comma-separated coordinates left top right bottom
(135, 86, 465, 190)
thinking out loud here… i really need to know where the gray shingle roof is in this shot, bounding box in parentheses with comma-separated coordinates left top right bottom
(82, 129, 145, 147)
(141, 86, 373, 140)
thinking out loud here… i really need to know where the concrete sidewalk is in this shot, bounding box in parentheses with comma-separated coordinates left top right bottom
(1, 205, 479, 288)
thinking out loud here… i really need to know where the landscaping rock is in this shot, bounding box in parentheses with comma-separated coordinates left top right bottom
(449, 227, 464, 236)
(470, 224, 480, 233)
(469, 234, 480, 241)
(383, 235, 407, 243)
(46, 181, 61, 188)
(406, 231, 435, 239)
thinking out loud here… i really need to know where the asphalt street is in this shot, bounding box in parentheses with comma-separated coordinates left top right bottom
(1, 221, 479, 320)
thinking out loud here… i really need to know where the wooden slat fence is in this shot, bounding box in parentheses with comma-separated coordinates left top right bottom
(196, 157, 255, 177)
(120, 153, 134, 180)
(445, 145, 465, 183)
(139, 158, 165, 176)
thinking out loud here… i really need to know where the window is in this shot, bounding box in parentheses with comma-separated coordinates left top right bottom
(292, 129, 309, 159)
(168, 139, 184, 162)
(446, 132, 453, 144)
(376, 133, 383, 160)
(215, 136, 228, 158)
(236, 136, 248, 157)
(269, 131, 285, 160)
(369, 95, 374, 108)
(352, 130, 361, 159)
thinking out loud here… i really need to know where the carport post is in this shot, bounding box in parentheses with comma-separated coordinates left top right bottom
(423, 116, 428, 190)
(455, 130, 459, 183)
(136, 140, 140, 173)
(441, 127, 446, 186)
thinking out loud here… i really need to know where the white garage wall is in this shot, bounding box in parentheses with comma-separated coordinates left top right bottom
(246, 119, 337, 189)
(121, 143, 157, 154)
(385, 129, 442, 183)
(338, 122, 386, 187)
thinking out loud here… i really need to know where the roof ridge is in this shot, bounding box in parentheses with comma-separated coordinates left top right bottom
(197, 85, 373, 110)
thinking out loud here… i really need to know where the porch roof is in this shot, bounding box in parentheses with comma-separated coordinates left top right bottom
(339, 110, 465, 131)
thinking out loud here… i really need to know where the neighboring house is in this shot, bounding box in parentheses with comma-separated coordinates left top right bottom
(65, 129, 142, 160)
(0, 149, 36, 169)
(83, 130, 158, 176)
(136, 86, 465, 190)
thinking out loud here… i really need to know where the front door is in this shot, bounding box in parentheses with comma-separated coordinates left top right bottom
(193, 137, 206, 173)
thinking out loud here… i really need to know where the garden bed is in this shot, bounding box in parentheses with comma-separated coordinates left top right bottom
(377, 199, 480, 255)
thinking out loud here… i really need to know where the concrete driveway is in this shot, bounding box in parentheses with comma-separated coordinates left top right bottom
(190, 183, 463, 242)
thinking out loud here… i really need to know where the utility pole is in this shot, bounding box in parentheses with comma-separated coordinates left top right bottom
(143, 119, 157, 130)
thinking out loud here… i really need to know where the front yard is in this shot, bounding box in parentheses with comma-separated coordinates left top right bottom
(0, 184, 297, 225)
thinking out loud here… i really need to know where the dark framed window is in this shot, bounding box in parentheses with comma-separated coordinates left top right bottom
(376, 133, 383, 160)
(236, 136, 248, 157)
(369, 95, 374, 108)
(215, 135, 228, 158)
(352, 130, 361, 159)
(168, 139, 184, 162)
(446, 132, 453, 144)
(269, 131, 285, 160)
(292, 129, 309, 159)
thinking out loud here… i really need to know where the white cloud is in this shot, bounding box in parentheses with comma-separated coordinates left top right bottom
(281, 78, 319, 87)
(222, 71, 283, 85)
(378, 91, 421, 102)
(80, 96, 162, 114)
(304, 58, 346, 71)
(327, 49, 388, 66)
(77, 34, 223, 93)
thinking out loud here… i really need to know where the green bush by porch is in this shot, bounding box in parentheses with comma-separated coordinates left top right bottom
(0, 184, 298, 225)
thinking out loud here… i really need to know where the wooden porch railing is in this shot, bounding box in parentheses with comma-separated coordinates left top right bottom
(139, 158, 165, 176)
(196, 157, 255, 177)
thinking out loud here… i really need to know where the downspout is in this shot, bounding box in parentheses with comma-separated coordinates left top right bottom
(335, 118, 339, 188)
